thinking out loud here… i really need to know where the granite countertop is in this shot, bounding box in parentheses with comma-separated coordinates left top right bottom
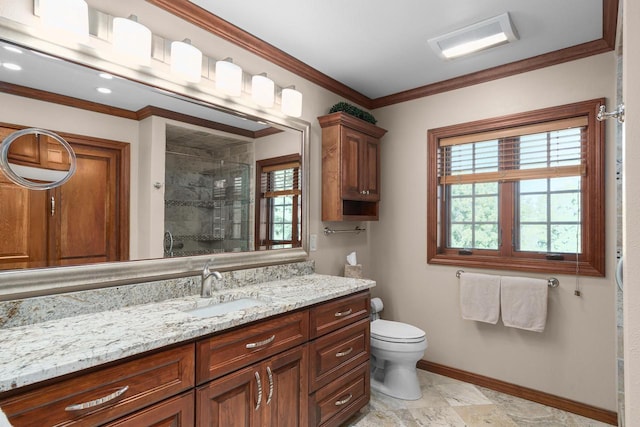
(0, 273, 375, 393)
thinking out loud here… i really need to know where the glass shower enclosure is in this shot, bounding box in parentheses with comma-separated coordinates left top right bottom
(164, 151, 251, 257)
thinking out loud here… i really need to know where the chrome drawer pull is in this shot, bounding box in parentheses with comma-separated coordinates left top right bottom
(246, 334, 276, 349)
(254, 371, 263, 411)
(65, 385, 129, 412)
(335, 347, 353, 358)
(334, 308, 353, 318)
(266, 366, 274, 405)
(334, 393, 353, 406)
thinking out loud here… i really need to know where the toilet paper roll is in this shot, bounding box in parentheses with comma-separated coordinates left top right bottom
(370, 297, 384, 314)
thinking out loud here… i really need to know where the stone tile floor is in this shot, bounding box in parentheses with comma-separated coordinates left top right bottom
(344, 370, 613, 426)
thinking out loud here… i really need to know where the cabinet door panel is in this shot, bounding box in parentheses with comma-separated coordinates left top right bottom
(263, 346, 308, 427)
(340, 129, 362, 200)
(196, 366, 260, 427)
(362, 137, 380, 201)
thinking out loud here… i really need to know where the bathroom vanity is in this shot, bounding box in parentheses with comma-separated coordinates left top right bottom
(0, 272, 373, 427)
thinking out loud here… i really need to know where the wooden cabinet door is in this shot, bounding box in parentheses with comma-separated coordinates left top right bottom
(360, 136, 380, 202)
(196, 365, 261, 427)
(340, 128, 363, 200)
(262, 346, 308, 427)
(340, 129, 380, 202)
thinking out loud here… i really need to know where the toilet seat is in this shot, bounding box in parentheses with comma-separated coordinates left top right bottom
(371, 319, 426, 344)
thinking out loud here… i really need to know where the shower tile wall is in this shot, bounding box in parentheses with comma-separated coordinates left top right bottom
(164, 125, 254, 256)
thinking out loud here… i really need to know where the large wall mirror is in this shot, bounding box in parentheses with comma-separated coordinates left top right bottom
(0, 26, 310, 300)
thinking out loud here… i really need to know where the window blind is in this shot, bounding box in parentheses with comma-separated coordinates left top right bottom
(260, 161, 301, 198)
(437, 117, 588, 185)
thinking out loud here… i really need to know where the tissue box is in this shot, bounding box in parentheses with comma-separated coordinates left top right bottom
(344, 264, 362, 279)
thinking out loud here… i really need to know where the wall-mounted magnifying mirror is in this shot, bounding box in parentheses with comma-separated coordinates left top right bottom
(0, 128, 77, 190)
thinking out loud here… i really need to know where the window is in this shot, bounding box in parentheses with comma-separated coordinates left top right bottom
(255, 154, 302, 250)
(427, 99, 605, 276)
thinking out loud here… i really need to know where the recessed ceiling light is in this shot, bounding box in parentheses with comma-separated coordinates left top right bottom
(3, 46, 23, 54)
(99, 72, 113, 80)
(428, 12, 518, 60)
(2, 63, 22, 71)
(96, 87, 112, 94)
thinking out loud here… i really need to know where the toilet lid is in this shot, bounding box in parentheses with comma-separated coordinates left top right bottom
(371, 319, 426, 343)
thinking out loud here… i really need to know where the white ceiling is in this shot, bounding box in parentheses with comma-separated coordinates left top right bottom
(189, 0, 603, 99)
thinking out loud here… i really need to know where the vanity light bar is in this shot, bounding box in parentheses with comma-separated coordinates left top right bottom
(33, 1, 303, 117)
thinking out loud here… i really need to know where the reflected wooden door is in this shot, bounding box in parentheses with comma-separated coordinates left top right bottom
(49, 143, 123, 267)
(0, 125, 129, 270)
(0, 173, 48, 269)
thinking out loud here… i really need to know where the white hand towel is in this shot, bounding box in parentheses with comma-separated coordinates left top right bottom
(459, 272, 501, 324)
(500, 276, 548, 332)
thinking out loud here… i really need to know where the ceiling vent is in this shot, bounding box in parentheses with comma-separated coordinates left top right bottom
(428, 13, 518, 59)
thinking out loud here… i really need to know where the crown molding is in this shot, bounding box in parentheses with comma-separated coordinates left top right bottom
(146, 0, 618, 109)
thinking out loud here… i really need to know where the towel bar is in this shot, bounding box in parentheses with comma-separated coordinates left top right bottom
(323, 226, 366, 235)
(455, 270, 559, 288)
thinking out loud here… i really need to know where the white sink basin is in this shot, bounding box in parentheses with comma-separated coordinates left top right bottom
(182, 297, 267, 318)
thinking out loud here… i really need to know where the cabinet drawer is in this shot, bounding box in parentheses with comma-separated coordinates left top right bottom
(309, 318, 370, 392)
(104, 391, 194, 426)
(310, 292, 369, 339)
(0, 343, 195, 427)
(196, 310, 309, 384)
(309, 361, 369, 427)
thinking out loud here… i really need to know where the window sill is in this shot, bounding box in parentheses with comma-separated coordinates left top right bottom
(427, 253, 604, 277)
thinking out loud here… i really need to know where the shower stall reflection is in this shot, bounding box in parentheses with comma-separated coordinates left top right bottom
(164, 151, 251, 257)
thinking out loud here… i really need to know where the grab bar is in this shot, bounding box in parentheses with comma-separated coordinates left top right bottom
(455, 270, 559, 288)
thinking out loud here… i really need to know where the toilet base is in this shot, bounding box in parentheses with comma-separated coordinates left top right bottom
(370, 362, 422, 400)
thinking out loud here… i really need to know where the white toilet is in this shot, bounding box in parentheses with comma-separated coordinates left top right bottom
(370, 298, 427, 400)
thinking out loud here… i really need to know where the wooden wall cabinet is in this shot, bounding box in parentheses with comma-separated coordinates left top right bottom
(319, 112, 387, 221)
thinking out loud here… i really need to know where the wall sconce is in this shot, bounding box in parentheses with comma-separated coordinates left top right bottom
(251, 73, 275, 108)
(170, 39, 202, 83)
(281, 86, 303, 117)
(215, 58, 242, 96)
(112, 15, 152, 66)
(39, 0, 89, 43)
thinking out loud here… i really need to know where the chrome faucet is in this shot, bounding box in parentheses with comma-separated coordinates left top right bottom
(201, 261, 223, 298)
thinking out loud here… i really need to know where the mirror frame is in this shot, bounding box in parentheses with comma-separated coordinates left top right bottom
(0, 18, 310, 301)
(0, 127, 78, 189)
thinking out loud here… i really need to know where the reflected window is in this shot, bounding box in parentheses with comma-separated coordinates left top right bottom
(255, 154, 301, 250)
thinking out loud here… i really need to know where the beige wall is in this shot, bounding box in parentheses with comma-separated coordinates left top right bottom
(369, 52, 618, 411)
(623, 0, 640, 423)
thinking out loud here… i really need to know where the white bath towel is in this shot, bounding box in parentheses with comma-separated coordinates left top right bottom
(500, 276, 548, 332)
(459, 272, 501, 324)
